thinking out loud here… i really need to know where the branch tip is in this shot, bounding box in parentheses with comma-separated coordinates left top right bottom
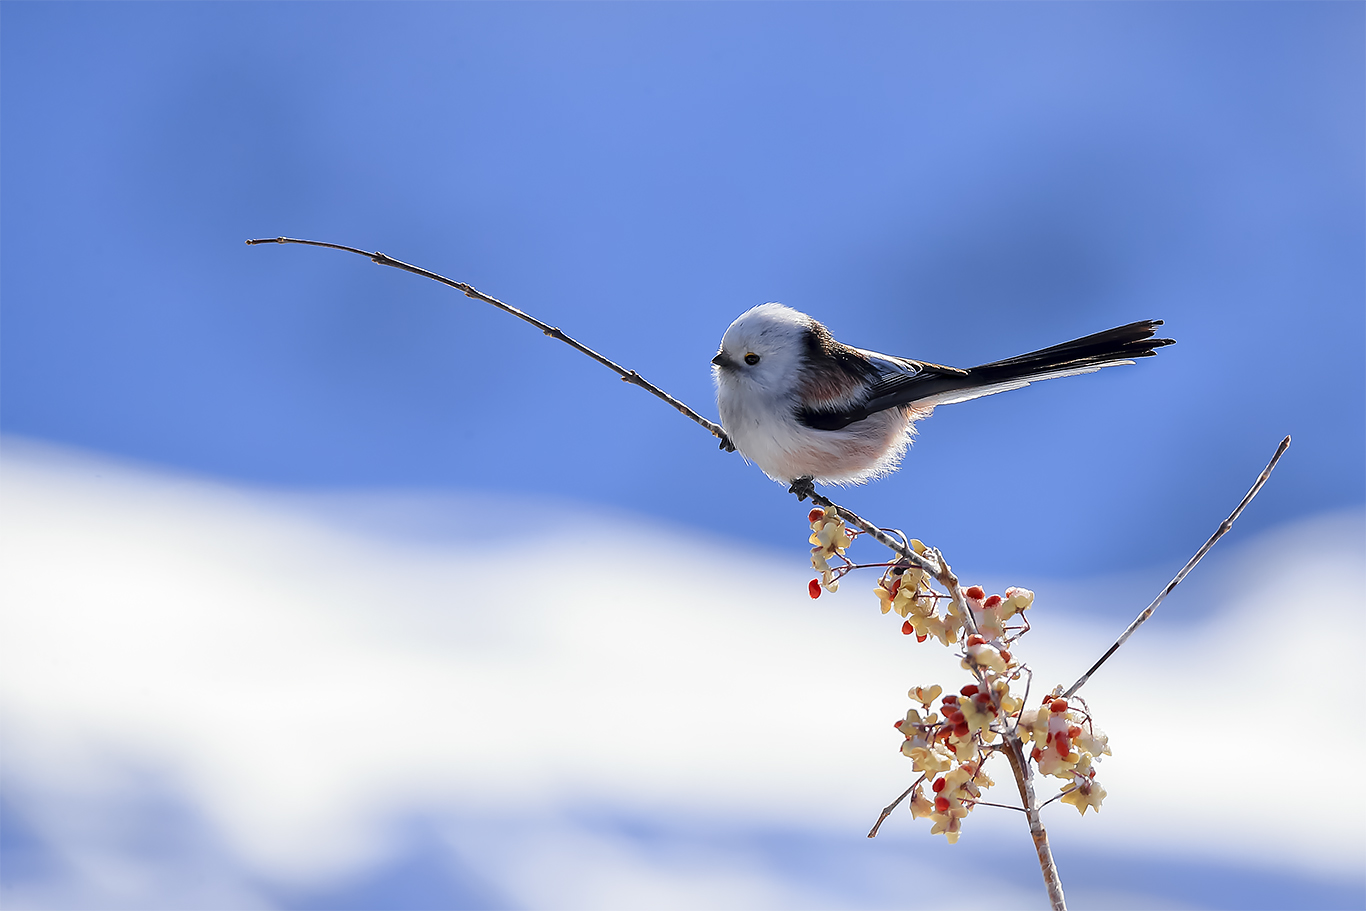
(1061, 434, 1290, 698)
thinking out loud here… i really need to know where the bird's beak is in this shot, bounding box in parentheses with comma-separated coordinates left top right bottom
(712, 351, 734, 369)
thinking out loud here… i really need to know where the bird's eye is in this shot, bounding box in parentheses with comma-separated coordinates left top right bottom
(744, 353, 761, 366)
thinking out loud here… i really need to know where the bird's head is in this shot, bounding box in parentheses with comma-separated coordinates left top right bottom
(712, 303, 814, 397)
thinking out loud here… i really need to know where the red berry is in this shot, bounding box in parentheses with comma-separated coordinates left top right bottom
(960, 684, 979, 696)
(809, 579, 822, 599)
(974, 693, 992, 705)
(901, 620, 914, 635)
(916, 633, 928, 643)
(894, 720, 904, 729)
(807, 508, 825, 524)
(1051, 699, 1069, 713)
(965, 586, 986, 600)
(983, 595, 1002, 608)
(932, 777, 947, 792)
(935, 796, 950, 812)
(888, 578, 901, 597)
(1068, 726, 1082, 739)
(967, 635, 986, 647)
(1030, 746, 1041, 761)
(999, 650, 1012, 663)
(954, 722, 970, 737)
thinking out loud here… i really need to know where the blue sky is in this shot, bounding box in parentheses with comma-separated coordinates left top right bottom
(2, 4, 1364, 910)
(4, 2, 1362, 581)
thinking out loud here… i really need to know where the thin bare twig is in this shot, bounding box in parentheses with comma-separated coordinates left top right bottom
(966, 799, 1028, 813)
(1039, 785, 1079, 810)
(245, 236, 734, 450)
(1061, 435, 1291, 699)
(867, 779, 922, 838)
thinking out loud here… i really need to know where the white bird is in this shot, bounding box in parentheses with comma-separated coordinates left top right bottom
(712, 303, 1173, 491)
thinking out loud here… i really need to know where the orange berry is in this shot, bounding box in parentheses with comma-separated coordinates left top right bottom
(808, 579, 822, 599)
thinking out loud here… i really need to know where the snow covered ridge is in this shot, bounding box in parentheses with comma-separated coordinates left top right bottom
(1, 439, 1362, 908)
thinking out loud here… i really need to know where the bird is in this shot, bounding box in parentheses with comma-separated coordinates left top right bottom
(711, 303, 1173, 494)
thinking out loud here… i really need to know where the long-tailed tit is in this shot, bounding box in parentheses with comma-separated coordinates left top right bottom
(712, 304, 1174, 491)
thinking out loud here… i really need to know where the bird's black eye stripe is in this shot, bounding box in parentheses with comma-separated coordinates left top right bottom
(744, 353, 761, 366)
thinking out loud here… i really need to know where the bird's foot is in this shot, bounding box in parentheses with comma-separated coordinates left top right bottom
(717, 431, 736, 453)
(788, 476, 816, 501)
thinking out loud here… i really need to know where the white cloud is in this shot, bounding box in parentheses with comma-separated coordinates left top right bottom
(2, 439, 1361, 905)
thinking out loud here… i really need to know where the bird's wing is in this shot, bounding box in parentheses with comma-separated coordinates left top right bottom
(797, 352, 968, 431)
(798, 321, 1173, 432)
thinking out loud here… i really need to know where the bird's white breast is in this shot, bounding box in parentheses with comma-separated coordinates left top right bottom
(716, 375, 921, 485)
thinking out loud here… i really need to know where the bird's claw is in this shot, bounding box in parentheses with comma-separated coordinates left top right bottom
(788, 476, 816, 501)
(717, 431, 736, 453)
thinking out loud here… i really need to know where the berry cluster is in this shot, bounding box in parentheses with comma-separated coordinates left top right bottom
(874, 552, 963, 646)
(799, 514, 1112, 842)
(807, 508, 854, 594)
(908, 758, 995, 843)
(1019, 696, 1111, 814)
(894, 673, 1025, 842)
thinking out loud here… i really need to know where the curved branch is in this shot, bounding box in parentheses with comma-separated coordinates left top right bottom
(245, 237, 974, 561)
(247, 238, 941, 569)
(245, 236, 734, 450)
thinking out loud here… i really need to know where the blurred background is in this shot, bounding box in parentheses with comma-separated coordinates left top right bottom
(2, 3, 1362, 909)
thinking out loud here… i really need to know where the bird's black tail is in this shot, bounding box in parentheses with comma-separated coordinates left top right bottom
(845, 320, 1175, 421)
(970, 320, 1174, 380)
